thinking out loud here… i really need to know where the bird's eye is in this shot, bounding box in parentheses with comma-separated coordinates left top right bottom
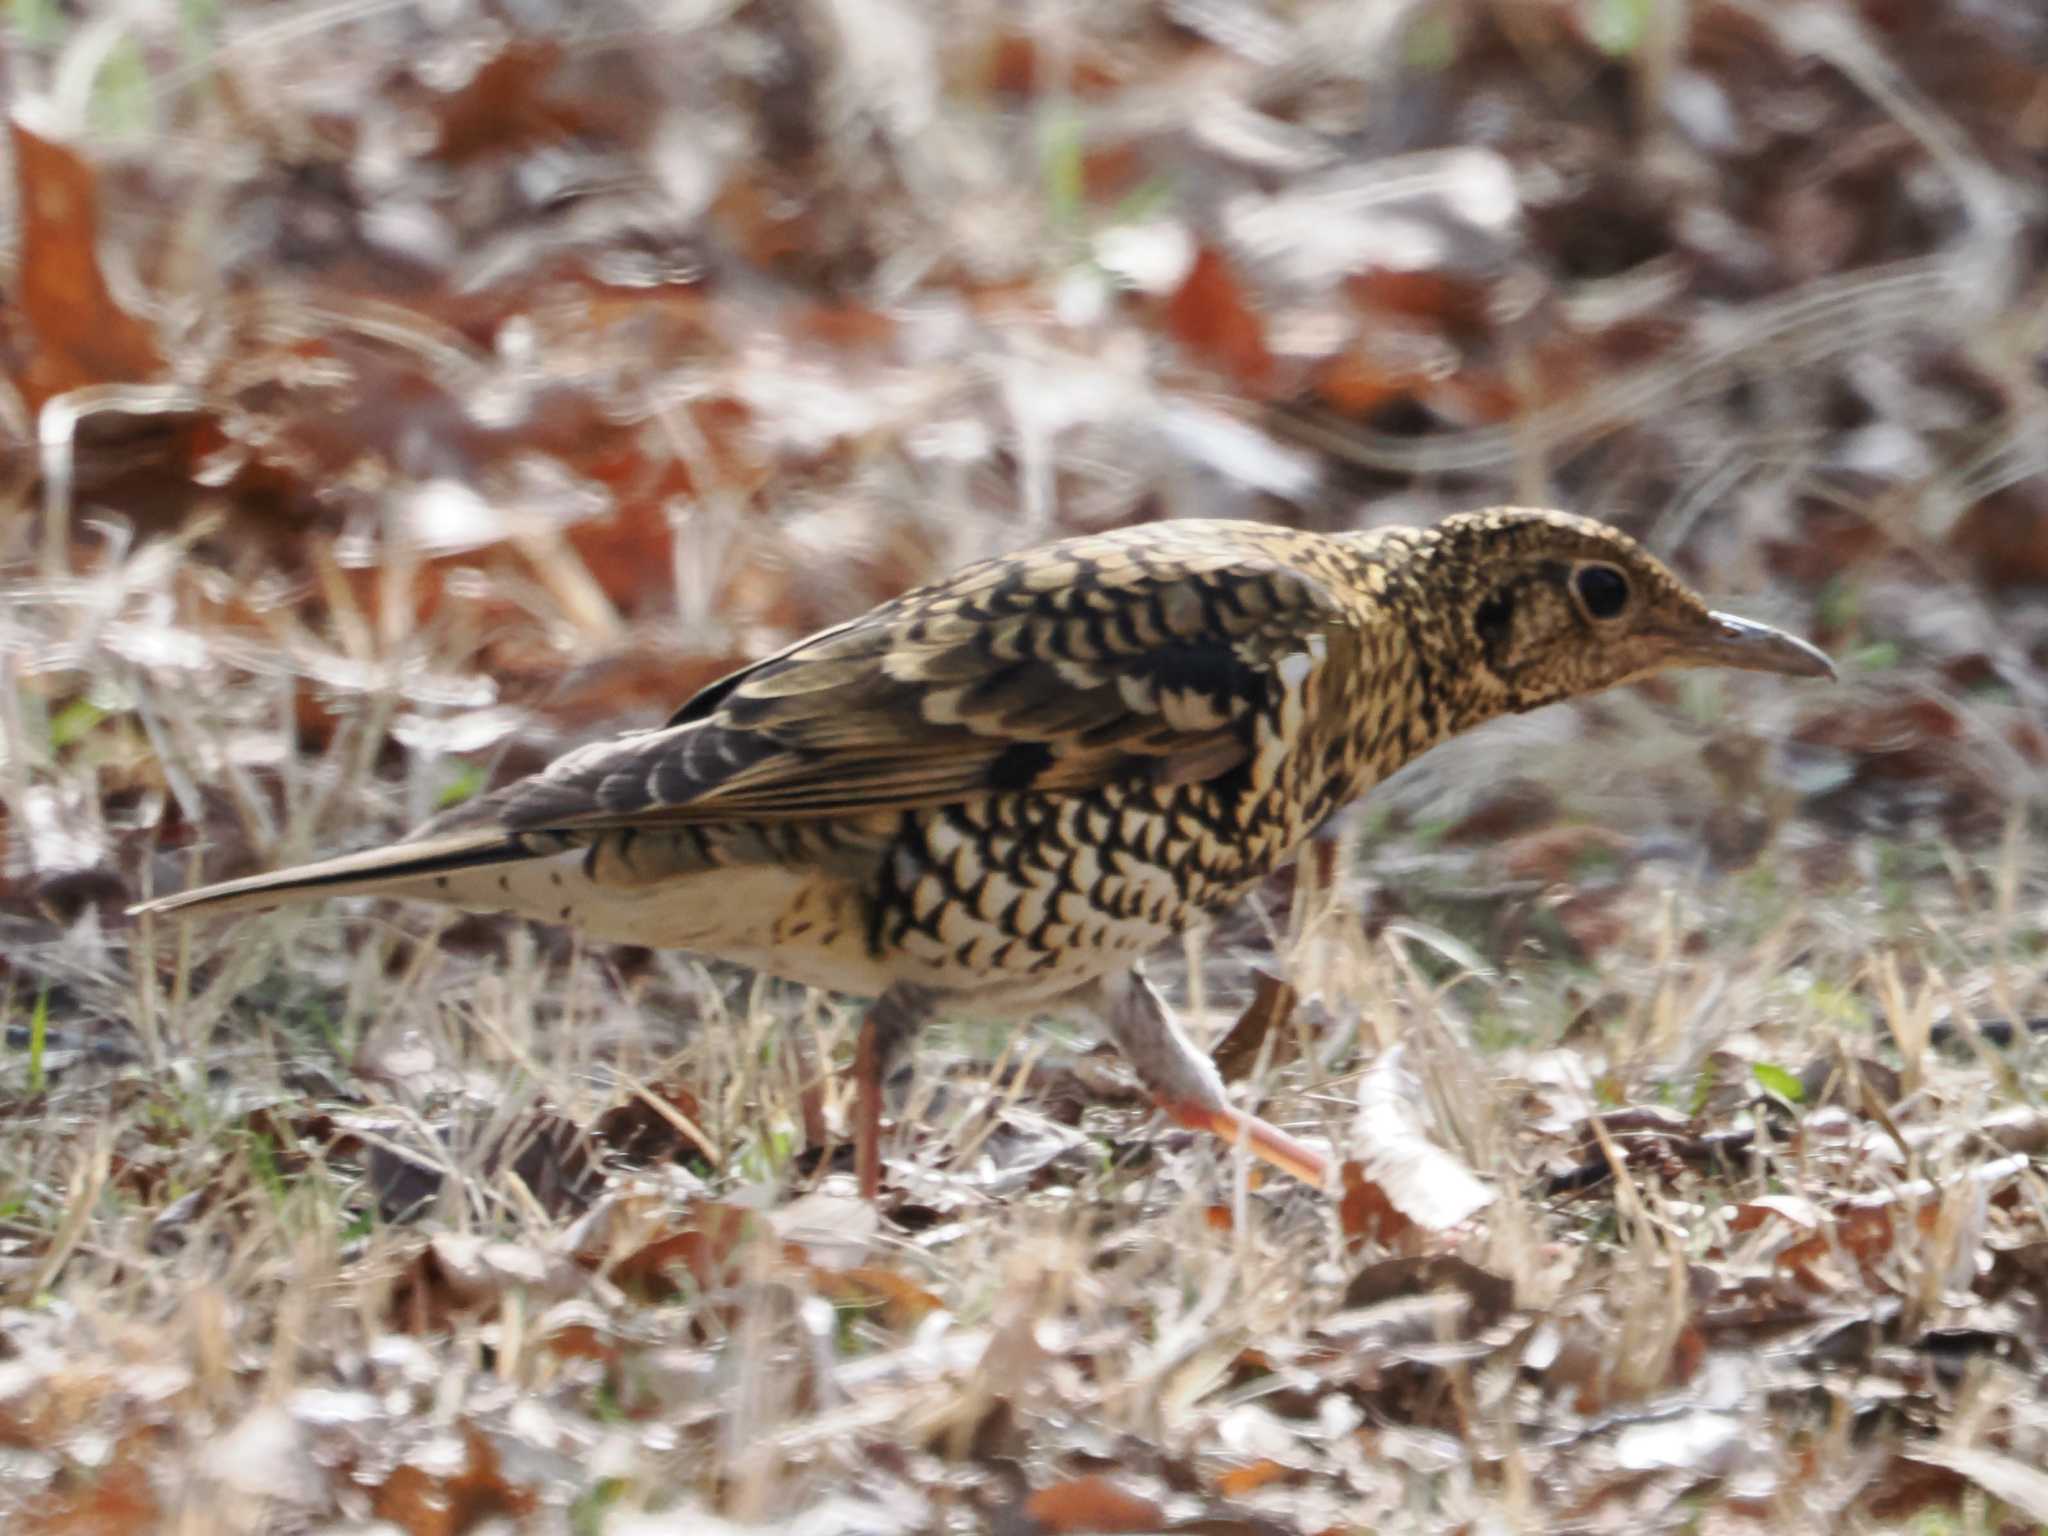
(1574, 564, 1630, 620)
(1474, 590, 1514, 648)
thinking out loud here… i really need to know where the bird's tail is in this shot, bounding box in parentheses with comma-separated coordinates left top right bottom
(128, 828, 531, 920)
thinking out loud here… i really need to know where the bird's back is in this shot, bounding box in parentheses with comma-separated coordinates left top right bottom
(136, 521, 1401, 1008)
(412, 520, 1401, 1004)
(139, 507, 1830, 1016)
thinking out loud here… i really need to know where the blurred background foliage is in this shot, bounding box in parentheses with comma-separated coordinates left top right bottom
(0, 2, 2046, 1532)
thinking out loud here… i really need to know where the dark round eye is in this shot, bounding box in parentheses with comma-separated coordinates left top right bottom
(1574, 564, 1630, 620)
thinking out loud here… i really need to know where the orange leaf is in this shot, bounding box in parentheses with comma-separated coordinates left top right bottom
(807, 1263, 943, 1329)
(1312, 349, 1412, 416)
(21, 1433, 159, 1536)
(541, 1321, 619, 1364)
(10, 119, 164, 412)
(373, 1424, 534, 1536)
(1209, 969, 1298, 1084)
(1081, 143, 1143, 203)
(983, 32, 1041, 95)
(1165, 246, 1273, 395)
(431, 41, 590, 164)
(1023, 1475, 1165, 1534)
(612, 1202, 757, 1299)
(792, 302, 898, 350)
(1216, 1458, 1294, 1497)
(1339, 1159, 1415, 1247)
(1344, 267, 1491, 331)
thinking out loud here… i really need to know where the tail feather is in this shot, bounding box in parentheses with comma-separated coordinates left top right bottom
(129, 829, 532, 920)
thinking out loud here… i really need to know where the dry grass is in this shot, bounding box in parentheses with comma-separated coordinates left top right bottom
(1, 1, 2046, 1532)
(4, 516, 2044, 1531)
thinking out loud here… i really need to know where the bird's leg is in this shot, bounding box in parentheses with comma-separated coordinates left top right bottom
(853, 984, 936, 1200)
(1098, 967, 1329, 1190)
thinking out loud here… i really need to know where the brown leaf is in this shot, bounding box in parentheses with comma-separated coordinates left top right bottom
(387, 1243, 484, 1335)
(386, 1235, 561, 1333)
(975, 32, 1126, 99)
(538, 1304, 620, 1366)
(430, 41, 592, 164)
(1165, 246, 1273, 396)
(9, 119, 165, 412)
(1441, 778, 1561, 845)
(1338, 1160, 1414, 1248)
(1548, 886, 1629, 961)
(1022, 1474, 1166, 1534)
(1349, 1051, 1493, 1235)
(1311, 348, 1419, 417)
(1339, 1253, 1514, 1331)
(20, 1432, 159, 1536)
(982, 32, 1043, 96)
(1497, 824, 1634, 884)
(610, 1201, 759, 1300)
(791, 301, 899, 350)
(593, 1079, 712, 1167)
(1949, 487, 2048, 592)
(1344, 267, 1493, 333)
(373, 1423, 534, 1536)
(1214, 1458, 1295, 1498)
(1729, 1194, 1823, 1236)
(1209, 970, 1298, 1084)
(806, 1263, 943, 1329)
(1778, 1203, 1899, 1284)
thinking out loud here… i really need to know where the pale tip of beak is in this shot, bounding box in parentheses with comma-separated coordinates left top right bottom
(1692, 611, 1837, 681)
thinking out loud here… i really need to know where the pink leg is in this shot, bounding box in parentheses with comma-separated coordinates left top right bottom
(852, 986, 933, 1200)
(1098, 968, 1328, 1190)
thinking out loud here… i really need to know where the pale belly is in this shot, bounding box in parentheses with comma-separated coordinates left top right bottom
(414, 773, 1315, 1011)
(419, 849, 896, 996)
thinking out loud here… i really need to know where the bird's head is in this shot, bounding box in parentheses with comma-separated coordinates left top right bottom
(1365, 508, 1834, 725)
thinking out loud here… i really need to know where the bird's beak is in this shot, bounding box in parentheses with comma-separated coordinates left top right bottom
(1667, 611, 1837, 681)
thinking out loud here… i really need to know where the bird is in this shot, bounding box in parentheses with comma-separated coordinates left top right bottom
(132, 508, 1834, 1198)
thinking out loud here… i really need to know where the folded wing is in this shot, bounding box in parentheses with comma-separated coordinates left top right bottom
(490, 528, 1352, 833)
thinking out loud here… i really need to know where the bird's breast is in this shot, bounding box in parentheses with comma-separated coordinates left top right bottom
(870, 764, 1336, 994)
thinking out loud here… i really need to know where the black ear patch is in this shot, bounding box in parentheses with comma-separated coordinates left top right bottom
(1474, 589, 1515, 663)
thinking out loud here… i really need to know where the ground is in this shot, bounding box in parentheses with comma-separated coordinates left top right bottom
(1, 2, 2046, 1532)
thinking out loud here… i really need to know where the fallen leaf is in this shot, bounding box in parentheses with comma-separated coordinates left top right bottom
(1339, 1253, 1514, 1331)
(20, 1432, 159, 1536)
(1914, 1445, 2048, 1524)
(9, 118, 165, 411)
(430, 40, 591, 164)
(1338, 1160, 1414, 1248)
(1166, 246, 1273, 395)
(1349, 1049, 1492, 1235)
(610, 1202, 760, 1300)
(373, 1423, 534, 1536)
(1210, 970, 1298, 1083)
(1214, 1458, 1294, 1497)
(1022, 1474, 1166, 1534)
(806, 1264, 943, 1329)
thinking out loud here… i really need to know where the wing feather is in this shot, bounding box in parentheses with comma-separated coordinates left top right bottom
(490, 524, 1356, 834)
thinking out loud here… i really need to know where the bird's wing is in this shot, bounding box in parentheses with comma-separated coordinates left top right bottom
(490, 533, 1352, 831)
